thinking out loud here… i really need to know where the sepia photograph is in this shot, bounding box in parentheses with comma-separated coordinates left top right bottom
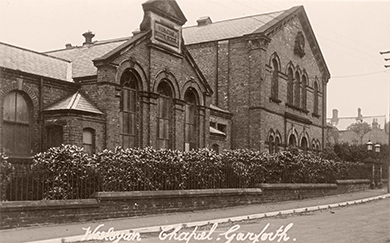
(0, 0, 389, 242)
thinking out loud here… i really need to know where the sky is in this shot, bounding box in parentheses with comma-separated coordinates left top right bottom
(0, 0, 389, 121)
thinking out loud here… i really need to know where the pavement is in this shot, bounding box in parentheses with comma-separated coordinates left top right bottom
(0, 188, 389, 243)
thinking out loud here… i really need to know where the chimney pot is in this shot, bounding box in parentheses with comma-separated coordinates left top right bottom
(82, 31, 95, 46)
(197, 16, 212, 26)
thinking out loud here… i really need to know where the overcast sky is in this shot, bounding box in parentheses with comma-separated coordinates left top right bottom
(1, 0, 389, 120)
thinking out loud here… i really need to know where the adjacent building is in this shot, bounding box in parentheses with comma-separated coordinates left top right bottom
(327, 108, 388, 145)
(0, 0, 330, 165)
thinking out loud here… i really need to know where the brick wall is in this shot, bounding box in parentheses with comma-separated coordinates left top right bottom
(186, 14, 329, 152)
(0, 180, 372, 229)
(0, 69, 79, 160)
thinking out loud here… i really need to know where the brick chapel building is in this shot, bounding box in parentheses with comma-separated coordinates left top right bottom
(0, 0, 330, 164)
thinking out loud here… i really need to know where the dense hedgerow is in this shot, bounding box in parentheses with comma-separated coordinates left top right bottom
(28, 145, 370, 199)
(32, 145, 98, 199)
(0, 153, 14, 200)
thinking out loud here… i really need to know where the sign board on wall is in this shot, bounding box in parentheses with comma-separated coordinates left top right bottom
(154, 22, 179, 48)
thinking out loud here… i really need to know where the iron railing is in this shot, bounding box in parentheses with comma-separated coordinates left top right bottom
(1, 166, 254, 201)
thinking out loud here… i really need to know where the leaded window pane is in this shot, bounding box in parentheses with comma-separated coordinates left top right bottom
(2, 91, 31, 156)
(3, 93, 16, 121)
(157, 81, 173, 149)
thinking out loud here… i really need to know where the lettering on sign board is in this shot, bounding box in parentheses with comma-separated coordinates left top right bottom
(154, 22, 179, 48)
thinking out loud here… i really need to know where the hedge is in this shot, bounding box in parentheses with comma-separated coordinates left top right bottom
(2, 145, 371, 200)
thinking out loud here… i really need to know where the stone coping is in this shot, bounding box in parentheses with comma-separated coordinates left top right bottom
(0, 199, 99, 211)
(93, 188, 263, 200)
(336, 179, 371, 185)
(258, 183, 337, 190)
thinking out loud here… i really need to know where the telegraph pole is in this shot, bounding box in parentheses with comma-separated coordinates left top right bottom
(380, 50, 390, 193)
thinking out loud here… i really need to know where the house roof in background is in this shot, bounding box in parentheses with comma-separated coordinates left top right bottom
(327, 115, 386, 131)
(45, 37, 130, 78)
(0, 42, 72, 81)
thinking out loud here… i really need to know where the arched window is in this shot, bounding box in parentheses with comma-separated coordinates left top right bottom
(157, 81, 173, 149)
(120, 70, 140, 148)
(83, 128, 95, 155)
(301, 137, 308, 152)
(301, 75, 307, 110)
(268, 135, 274, 153)
(314, 81, 319, 115)
(184, 88, 198, 151)
(271, 58, 279, 99)
(288, 134, 296, 147)
(275, 136, 280, 153)
(3, 91, 31, 156)
(294, 71, 301, 107)
(287, 68, 294, 105)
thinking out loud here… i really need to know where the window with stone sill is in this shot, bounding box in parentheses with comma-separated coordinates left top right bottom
(157, 81, 173, 150)
(83, 128, 95, 155)
(120, 70, 140, 148)
(287, 68, 294, 105)
(271, 58, 279, 100)
(314, 81, 319, 115)
(301, 75, 307, 110)
(184, 88, 199, 152)
(46, 125, 63, 149)
(3, 91, 32, 157)
(294, 71, 301, 108)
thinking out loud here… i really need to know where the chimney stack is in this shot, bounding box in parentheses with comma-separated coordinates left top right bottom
(197, 16, 212, 27)
(65, 43, 72, 49)
(82, 31, 95, 46)
(331, 109, 339, 124)
(357, 108, 363, 122)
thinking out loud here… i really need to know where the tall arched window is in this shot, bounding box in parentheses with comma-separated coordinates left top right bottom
(184, 88, 198, 151)
(120, 70, 140, 148)
(271, 58, 279, 99)
(157, 81, 173, 149)
(287, 68, 294, 105)
(314, 81, 319, 115)
(83, 128, 95, 155)
(3, 91, 31, 156)
(301, 75, 307, 110)
(294, 72, 301, 107)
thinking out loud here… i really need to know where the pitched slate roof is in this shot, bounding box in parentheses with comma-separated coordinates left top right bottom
(45, 92, 103, 115)
(182, 7, 299, 45)
(46, 37, 130, 78)
(0, 42, 72, 81)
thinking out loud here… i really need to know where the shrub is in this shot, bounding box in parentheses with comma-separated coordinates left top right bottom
(32, 144, 98, 199)
(20, 145, 372, 200)
(0, 153, 14, 200)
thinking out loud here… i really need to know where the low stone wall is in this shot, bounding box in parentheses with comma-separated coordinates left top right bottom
(0, 179, 372, 229)
(258, 183, 338, 201)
